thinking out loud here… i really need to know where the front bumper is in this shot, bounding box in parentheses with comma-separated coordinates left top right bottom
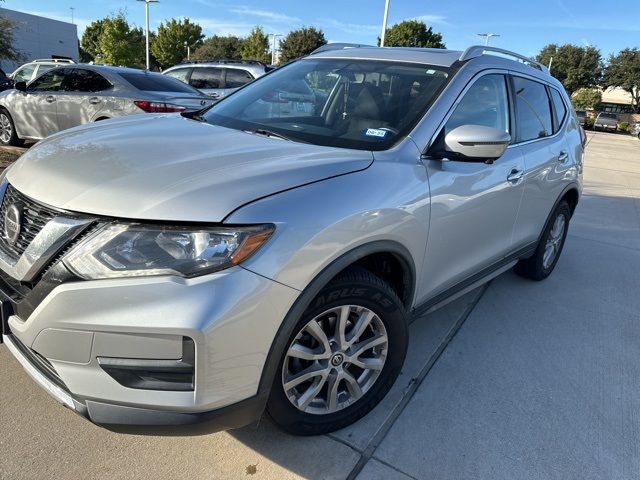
(1, 265, 299, 431)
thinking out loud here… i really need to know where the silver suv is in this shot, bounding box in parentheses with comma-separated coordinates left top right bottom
(10, 58, 75, 83)
(163, 59, 272, 100)
(0, 46, 583, 436)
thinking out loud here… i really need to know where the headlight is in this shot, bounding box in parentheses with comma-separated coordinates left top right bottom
(63, 223, 274, 279)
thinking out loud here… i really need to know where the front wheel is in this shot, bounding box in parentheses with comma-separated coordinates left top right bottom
(0, 109, 23, 147)
(267, 267, 408, 435)
(515, 200, 571, 281)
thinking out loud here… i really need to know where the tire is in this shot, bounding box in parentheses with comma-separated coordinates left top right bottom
(267, 267, 408, 435)
(0, 109, 23, 147)
(515, 200, 571, 281)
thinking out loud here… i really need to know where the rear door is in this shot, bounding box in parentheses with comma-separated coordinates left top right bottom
(56, 68, 115, 131)
(188, 67, 225, 99)
(419, 73, 526, 299)
(510, 76, 573, 248)
(13, 68, 70, 139)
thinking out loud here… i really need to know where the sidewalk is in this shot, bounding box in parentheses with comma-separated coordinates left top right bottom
(1, 132, 639, 479)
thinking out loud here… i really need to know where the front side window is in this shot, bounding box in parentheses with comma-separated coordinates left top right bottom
(189, 68, 223, 89)
(28, 69, 69, 92)
(13, 64, 36, 83)
(225, 68, 253, 88)
(549, 88, 567, 132)
(66, 69, 112, 92)
(203, 59, 450, 151)
(444, 74, 510, 136)
(165, 68, 191, 83)
(513, 76, 553, 142)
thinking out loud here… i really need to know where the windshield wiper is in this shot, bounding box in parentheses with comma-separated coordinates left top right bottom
(249, 128, 293, 141)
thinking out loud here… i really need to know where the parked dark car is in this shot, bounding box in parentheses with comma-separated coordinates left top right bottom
(594, 112, 618, 132)
(575, 110, 586, 126)
(0, 68, 14, 92)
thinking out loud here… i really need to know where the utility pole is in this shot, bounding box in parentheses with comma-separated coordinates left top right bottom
(380, 0, 390, 47)
(270, 34, 282, 65)
(69, 7, 75, 24)
(477, 33, 500, 46)
(137, 0, 159, 70)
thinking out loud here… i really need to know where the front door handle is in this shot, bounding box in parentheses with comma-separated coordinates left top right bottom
(45, 95, 55, 103)
(88, 97, 101, 105)
(558, 150, 569, 163)
(507, 169, 524, 184)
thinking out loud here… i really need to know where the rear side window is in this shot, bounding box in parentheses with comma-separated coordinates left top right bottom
(549, 88, 567, 132)
(225, 68, 253, 88)
(119, 72, 197, 93)
(513, 76, 553, 142)
(189, 67, 223, 89)
(66, 69, 112, 92)
(165, 68, 191, 83)
(445, 74, 510, 135)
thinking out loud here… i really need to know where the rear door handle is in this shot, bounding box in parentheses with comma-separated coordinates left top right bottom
(88, 97, 101, 105)
(558, 150, 569, 163)
(45, 95, 55, 103)
(507, 169, 524, 184)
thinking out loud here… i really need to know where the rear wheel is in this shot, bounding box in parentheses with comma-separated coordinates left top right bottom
(0, 109, 23, 147)
(515, 200, 571, 281)
(267, 267, 408, 435)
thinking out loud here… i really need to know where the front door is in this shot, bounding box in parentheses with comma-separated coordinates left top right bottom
(14, 69, 69, 139)
(417, 73, 526, 303)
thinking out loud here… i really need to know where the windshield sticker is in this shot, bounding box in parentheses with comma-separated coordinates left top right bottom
(363, 128, 389, 139)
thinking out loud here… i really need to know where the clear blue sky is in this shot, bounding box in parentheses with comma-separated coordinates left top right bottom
(4, 0, 639, 58)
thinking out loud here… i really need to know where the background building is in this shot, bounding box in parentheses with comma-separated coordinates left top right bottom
(0, 8, 79, 73)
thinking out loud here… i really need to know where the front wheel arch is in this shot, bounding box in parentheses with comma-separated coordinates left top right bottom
(254, 241, 416, 412)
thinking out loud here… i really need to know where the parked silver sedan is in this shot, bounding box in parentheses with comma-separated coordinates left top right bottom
(0, 64, 215, 146)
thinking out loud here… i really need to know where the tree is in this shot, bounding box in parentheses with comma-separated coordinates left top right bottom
(242, 26, 270, 64)
(193, 35, 245, 60)
(0, 14, 22, 62)
(536, 44, 603, 95)
(99, 14, 143, 67)
(81, 19, 105, 62)
(571, 88, 602, 110)
(381, 20, 445, 48)
(151, 18, 204, 69)
(279, 27, 326, 63)
(603, 48, 640, 113)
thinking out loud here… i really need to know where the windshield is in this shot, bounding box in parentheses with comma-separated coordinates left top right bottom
(202, 58, 450, 151)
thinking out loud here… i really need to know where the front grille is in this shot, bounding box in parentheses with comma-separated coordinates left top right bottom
(0, 185, 59, 260)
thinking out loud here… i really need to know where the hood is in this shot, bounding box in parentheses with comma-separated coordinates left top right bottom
(7, 115, 373, 222)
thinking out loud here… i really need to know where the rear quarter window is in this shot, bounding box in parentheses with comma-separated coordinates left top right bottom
(119, 72, 199, 93)
(549, 88, 567, 133)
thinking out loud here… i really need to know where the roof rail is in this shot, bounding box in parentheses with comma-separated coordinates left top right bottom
(33, 58, 75, 64)
(459, 46, 549, 74)
(310, 43, 376, 55)
(180, 59, 266, 66)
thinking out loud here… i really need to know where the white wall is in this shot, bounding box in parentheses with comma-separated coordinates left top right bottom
(0, 8, 79, 73)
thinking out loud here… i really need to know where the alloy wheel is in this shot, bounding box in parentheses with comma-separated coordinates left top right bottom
(0, 113, 12, 144)
(282, 305, 388, 415)
(543, 213, 566, 269)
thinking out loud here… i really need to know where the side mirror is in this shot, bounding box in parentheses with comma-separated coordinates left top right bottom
(14, 81, 27, 92)
(444, 125, 511, 162)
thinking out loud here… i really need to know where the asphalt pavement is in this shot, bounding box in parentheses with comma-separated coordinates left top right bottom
(0, 131, 639, 479)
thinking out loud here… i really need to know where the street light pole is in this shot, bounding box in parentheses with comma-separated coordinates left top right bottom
(270, 34, 282, 65)
(70, 7, 75, 24)
(380, 0, 390, 47)
(477, 33, 500, 46)
(137, 0, 159, 70)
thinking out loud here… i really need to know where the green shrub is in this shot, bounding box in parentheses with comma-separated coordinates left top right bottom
(585, 117, 595, 128)
(617, 121, 630, 132)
